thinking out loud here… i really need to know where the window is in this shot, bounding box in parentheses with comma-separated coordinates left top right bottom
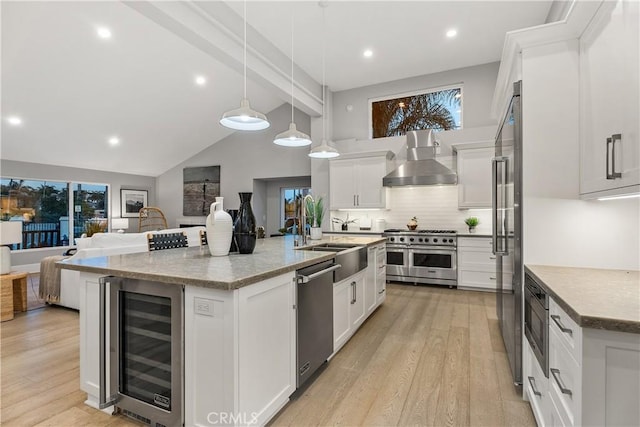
(0, 178, 109, 249)
(280, 187, 311, 234)
(370, 85, 462, 138)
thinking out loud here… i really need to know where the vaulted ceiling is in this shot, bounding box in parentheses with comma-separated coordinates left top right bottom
(1, 1, 553, 177)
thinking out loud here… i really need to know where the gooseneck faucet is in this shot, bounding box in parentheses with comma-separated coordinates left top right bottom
(299, 194, 314, 246)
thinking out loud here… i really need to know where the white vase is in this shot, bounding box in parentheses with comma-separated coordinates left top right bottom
(310, 227, 323, 240)
(206, 197, 233, 256)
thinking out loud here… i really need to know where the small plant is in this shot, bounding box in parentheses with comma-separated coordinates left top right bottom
(465, 217, 479, 227)
(332, 214, 358, 230)
(305, 196, 325, 227)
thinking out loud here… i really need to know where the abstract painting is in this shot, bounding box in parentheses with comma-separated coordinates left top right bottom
(183, 166, 220, 216)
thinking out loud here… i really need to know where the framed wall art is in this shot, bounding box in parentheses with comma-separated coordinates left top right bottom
(120, 189, 148, 218)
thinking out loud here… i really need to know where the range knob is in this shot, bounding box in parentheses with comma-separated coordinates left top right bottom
(433, 238, 438, 243)
(409, 237, 414, 242)
(389, 237, 394, 242)
(425, 238, 429, 243)
(418, 238, 423, 243)
(449, 238, 454, 243)
(399, 237, 405, 242)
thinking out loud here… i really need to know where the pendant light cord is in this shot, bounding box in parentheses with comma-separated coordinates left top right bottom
(243, 0, 247, 99)
(322, 5, 326, 141)
(291, 7, 294, 123)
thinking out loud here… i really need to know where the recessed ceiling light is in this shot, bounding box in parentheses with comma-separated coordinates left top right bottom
(7, 116, 22, 126)
(446, 29, 457, 38)
(97, 27, 112, 39)
(195, 76, 206, 86)
(108, 137, 120, 146)
(363, 49, 373, 58)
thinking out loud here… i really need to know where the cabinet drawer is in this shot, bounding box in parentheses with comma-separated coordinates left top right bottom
(549, 298, 582, 365)
(549, 331, 581, 427)
(458, 249, 497, 271)
(458, 237, 492, 248)
(525, 340, 549, 427)
(458, 270, 498, 290)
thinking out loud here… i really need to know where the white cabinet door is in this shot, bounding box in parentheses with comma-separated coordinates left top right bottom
(329, 154, 391, 209)
(375, 245, 386, 304)
(333, 279, 352, 352)
(457, 147, 493, 208)
(329, 159, 357, 209)
(580, 0, 640, 198)
(349, 274, 366, 328)
(356, 157, 387, 208)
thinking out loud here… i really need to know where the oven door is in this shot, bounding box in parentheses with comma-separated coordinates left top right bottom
(409, 247, 457, 282)
(524, 283, 548, 377)
(385, 245, 409, 277)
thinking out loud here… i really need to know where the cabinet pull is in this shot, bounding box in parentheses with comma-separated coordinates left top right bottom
(353, 195, 356, 206)
(550, 314, 573, 335)
(489, 277, 496, 280)
(489, 256, 496, 260)
(610, 134, 622, 179)
(357, 195, 359, 206)
(350, 281, 356, 304)
(378, 288, 386, 295)
(528, 376, 542, 397)
(550, 368, 572, 396)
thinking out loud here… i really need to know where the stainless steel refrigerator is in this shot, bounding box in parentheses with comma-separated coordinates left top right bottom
(493, 80, 523, 389)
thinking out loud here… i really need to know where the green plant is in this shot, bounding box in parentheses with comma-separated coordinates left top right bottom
(305, 196, 325, 227)
(465, 217, 479, 227)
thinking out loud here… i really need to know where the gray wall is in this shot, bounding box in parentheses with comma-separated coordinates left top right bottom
(156, 103, 312, 228)
(331, 61, 500, 141)
(1, 159, 155, 269)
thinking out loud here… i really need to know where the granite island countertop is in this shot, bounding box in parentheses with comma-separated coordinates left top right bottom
(59, 234, 386, 291)
(525, 264, 640, 334)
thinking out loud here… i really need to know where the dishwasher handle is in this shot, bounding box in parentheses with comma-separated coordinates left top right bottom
(297, 264, 342, 284)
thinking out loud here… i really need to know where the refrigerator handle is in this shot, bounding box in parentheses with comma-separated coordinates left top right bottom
(492, 158, 498, 255)
(492, 157, 509, 255)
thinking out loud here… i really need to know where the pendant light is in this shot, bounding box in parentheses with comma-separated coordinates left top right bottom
(274, 7, 311, 147)
(220, 0, 270, 131)
(309, 3, 339, 159)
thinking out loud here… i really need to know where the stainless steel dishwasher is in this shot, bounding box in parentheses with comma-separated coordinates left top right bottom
(295, 259, 341, 389)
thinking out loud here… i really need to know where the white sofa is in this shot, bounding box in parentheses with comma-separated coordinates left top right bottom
(56, 227, 205, 309)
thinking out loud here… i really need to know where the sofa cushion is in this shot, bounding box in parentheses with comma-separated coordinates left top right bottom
(90, 232, 148, 248)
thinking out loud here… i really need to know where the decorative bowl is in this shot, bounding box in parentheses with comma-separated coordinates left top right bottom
(407, 224, 417, 231)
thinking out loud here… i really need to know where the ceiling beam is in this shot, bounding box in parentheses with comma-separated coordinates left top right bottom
(124, 0, 324, 117)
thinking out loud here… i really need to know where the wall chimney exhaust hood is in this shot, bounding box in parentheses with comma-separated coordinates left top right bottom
(383, 129, 457, 186)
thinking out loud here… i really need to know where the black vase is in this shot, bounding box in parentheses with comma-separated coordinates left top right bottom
(233, 192, 257, 254)
(226, 209, 239, 252)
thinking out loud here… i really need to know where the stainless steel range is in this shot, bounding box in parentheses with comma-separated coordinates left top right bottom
(383, 229, 457, 287)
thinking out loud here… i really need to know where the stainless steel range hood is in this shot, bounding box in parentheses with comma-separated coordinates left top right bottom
(383, 129, 457, 186)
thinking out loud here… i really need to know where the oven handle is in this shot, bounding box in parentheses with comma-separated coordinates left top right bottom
(98, 276, 118, 409)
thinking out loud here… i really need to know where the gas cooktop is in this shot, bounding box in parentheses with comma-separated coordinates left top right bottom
(383, 229, 457, 234)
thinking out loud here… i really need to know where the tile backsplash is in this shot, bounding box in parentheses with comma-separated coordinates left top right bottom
(330, 185, 492, 233)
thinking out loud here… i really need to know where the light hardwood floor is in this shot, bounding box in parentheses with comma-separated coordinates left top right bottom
(1, 283, 534, 426)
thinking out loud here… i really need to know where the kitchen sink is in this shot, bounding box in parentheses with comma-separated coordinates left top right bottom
(297, 242, 367, 282)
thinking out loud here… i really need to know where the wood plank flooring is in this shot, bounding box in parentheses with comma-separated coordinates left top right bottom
(1, 283, 534, 426)
(270, 284, 535, 427)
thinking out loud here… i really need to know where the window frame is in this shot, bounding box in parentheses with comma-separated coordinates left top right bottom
(1, 175, 111, 251)
(367, 83, 464, 139)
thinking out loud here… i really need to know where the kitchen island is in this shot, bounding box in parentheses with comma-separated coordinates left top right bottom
(59, 235, 385, 427)
(523, 265, 640, 427)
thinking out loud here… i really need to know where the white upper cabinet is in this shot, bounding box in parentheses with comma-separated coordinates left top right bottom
(329, 151, 394, 209)
(580, 0, 639, 198)
(455, 146, 494, 208)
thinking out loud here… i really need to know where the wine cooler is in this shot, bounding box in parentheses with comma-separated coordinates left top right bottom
(99, 277, 183, 427)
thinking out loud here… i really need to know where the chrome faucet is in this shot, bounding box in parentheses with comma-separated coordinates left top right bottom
(299, 194, 314, 246)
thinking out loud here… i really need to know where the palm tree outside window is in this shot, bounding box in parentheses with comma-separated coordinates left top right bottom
(370, 85, 462, 138)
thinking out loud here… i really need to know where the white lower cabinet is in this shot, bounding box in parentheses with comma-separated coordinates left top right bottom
(333, 270, 366, 353)
(366, 244, 386, 314)
(457, 237, 511, 291)
(524, 297, 640, 427)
